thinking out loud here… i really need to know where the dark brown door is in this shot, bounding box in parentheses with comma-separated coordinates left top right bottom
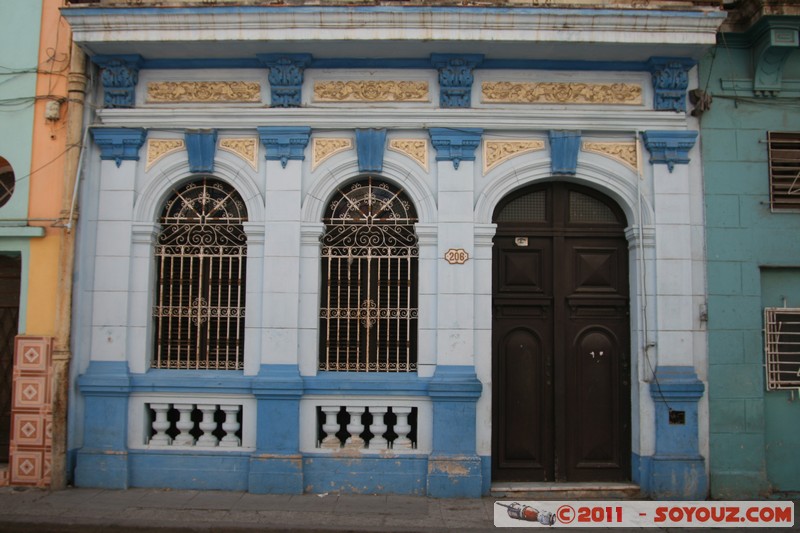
(492, 183, 630, 483)
(0, 255, 20, 464)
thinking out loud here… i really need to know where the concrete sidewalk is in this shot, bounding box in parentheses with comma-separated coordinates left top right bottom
(0, 486, 497, 532)
(1, 487, 798, 532)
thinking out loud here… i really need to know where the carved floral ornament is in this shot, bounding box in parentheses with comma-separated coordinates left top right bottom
(312, 138, 354, 170)
(313, 80, 429, 102)
(483, 140, 545, 174)
(482, 81, 643, 105)
(581, 141, 639, 171)
(146, 139, 185, 171)
(146, 81, 262, 103)
(219, 138, 259, 170)
(388, 139, 429, 171)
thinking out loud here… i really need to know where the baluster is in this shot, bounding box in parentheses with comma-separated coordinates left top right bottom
(344, 406, 365, 449)
(219, 404, 241, 447)
(320, 406, 342, 449)
(368, 406, 388, 450)
(196, 404, 219, 447)
(149, 403, 172, 446)
(392, 407, 413, 450)
(173, 404, 195, 446)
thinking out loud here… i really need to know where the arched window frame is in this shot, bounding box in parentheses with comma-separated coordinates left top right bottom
(151, 177, 248, 370)
(319, 176, 419, 372)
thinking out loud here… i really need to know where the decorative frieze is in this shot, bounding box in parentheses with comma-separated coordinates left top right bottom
(313, 80, 429, 102)
(146, 139, 185, 171)
(146, 81, 262, 103)
(219, 138, 259, 170)
(482, 81, 643, 105)
(582, 141, 638, 171)
(388, 139, 429, 171)
(483, 140, 545, 174)
(312, 138, 353, 170)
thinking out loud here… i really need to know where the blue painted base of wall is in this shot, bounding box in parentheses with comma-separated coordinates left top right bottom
(480, 455, 491, 495)
(249, 455, 303, 494)
(631, 453, 653, 495)
(74, 450, 129, 489)
(427, 455, 483, 498)
(128, 451, 251, 490)
(303, 455, 428, 495)
(650, 455, 707, 500)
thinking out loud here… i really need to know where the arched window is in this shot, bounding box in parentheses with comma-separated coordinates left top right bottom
(152, 178, 247, 370)
(319, 177, 418, 372)
(0, 157, 16, 208)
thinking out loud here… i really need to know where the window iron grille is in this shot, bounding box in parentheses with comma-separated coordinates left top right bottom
(764, 307, 800, 390)
(152, 178, 247, 370)
(768, 132, 800, 212)
(319, 177, 419, 372)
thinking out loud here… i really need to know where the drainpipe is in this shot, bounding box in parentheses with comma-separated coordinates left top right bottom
(50, 42, 87, 490)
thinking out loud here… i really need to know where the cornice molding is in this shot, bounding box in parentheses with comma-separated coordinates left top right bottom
(63, 7, 725, 49)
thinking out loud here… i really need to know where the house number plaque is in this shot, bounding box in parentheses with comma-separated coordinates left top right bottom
(444, 248, 469, 265)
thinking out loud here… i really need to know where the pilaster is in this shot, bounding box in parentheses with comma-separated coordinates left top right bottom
(648, 366, 707, 500)
(258, 126, 311, 168)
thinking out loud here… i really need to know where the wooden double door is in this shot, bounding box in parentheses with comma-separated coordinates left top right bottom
(492, 183, 631, 483)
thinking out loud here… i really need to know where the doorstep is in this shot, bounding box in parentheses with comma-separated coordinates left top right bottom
(491, 482, 643, 500)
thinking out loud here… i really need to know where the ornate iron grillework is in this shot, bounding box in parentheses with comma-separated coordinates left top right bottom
(768, 132, 800, 211)
(152, 178, 247, 370)
(319, 177, 419, 372)
(764, 307, 800, 390)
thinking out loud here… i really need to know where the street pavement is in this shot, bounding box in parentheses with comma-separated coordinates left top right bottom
(0, 486, 797, 532)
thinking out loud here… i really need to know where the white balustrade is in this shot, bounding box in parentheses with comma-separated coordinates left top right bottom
(145, 402, 243, 448)
(315, 405, 418, 451)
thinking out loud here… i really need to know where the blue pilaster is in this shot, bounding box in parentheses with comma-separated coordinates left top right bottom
(257, 53, 312, 107)
(93, 54, 143, 109)
(248, 364, 304, 494)
(648, 366, 707, 500)
(257, 126, 311, 168)
(185, 129, 217, 173)
(648, 57, 695, 112)
(74, 361, 131, 489)
(549, 130, 581, 175)
(426, 366, 483, 498)
(92, 127, 147, 168)
(642, 130, 698, 173)
(431, 54, 483, 108)
(429, 128, 482, 170)
(356, 129, 387, 173)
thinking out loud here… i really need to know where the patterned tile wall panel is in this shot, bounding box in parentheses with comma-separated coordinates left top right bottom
(9, 336, 53, 487)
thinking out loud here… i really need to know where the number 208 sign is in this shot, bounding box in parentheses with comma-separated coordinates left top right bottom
(494, 501, 794, 528)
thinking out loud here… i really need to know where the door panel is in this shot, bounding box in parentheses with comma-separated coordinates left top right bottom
(492, 182, 630, 483)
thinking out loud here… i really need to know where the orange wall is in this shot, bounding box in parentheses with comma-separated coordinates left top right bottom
(26, 0, 72, 335)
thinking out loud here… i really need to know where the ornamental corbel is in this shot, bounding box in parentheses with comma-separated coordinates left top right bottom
(91, 127, 148, 167)
(430, 54, 484, 108)
(92, 54, 144, 109)
(257, 54, 313, 108)
(429, 128, 482, 170)
(752, 25, 799, 97)
(257, 126, 311, 168)
(647, 57, 695, 113)
(642, 131, 697, 173)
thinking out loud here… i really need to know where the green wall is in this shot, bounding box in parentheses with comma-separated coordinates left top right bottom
(0, 0, 43, 328)
(700, 39, 800, 497)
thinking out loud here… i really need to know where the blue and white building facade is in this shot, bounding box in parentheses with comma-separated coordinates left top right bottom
(63, 2, 725, 498)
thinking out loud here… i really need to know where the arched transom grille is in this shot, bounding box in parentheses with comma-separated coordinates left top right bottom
(320, 177, 419, 372)
(152, 178, 247, 370)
